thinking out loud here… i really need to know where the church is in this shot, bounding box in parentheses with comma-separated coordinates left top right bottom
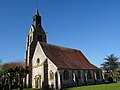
(24, 9, 104, 89)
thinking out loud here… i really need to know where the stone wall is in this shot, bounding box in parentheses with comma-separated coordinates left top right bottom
(32, 42, 58, 89)
(32, 42, 104, 89)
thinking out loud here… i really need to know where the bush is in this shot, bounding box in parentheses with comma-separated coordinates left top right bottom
(107, 77, 113, 83)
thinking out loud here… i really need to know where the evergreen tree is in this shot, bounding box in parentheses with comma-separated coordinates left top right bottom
(101, 54, 120, 82)
(101, 54, 119, 72)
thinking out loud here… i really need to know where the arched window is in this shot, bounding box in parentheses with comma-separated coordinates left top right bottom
(37, 35, 40, 41)
(33, 18, 35, 22)
(87, 70, 92, 79)
(30, 36, 32, 43)
(37, 58, 40, 64)
(40, 35, 42, 41)
(78, 70, 81, 79)
(96, 71, 101, 79)
(49, 70, 54, 80)
(63, 70, 69, 80)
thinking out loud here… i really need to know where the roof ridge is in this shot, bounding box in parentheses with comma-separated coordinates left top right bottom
(39, 42, 80, 51)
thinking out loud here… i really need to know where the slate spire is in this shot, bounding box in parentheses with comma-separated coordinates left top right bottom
(32, 8, 41, 28)
(34, 8, 40, 16)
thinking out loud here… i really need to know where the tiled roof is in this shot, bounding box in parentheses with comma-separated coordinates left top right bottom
(40, 42, 99, 70)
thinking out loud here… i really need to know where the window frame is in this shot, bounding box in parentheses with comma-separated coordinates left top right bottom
(49, 70, 54, 80)
(63, 70, 69, 80)
(87, 70, 92, 79)
(37, 58, 40, 64)
(96, 71, 101, 79)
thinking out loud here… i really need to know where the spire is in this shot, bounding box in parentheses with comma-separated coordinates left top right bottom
(32, 8, 41, 28)
(34, 8, 40, 16)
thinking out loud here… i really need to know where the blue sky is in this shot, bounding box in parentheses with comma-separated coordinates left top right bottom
(0, 0, 120, 67)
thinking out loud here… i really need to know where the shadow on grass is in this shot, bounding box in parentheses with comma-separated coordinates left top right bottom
(12, 88, 55, 90)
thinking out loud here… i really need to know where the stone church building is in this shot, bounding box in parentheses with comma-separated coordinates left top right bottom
(24, 9, 104, 89)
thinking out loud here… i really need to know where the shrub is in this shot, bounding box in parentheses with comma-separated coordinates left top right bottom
(107, 77, 113, 83)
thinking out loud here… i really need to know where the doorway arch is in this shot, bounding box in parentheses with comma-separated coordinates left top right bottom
(34, 75, 41, 88)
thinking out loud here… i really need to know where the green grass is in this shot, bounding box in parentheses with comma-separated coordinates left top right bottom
(12, 88, 41, 90)
(12, 88, 51, 90)
(64, 83, 120, 90)
(23, 88, 40, 90)
(12, 83, 120, 90)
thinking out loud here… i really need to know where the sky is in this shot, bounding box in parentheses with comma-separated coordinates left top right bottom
(0, 0, 120, 67)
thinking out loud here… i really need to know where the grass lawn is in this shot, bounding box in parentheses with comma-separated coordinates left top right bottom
(12, 88, 41, 90)
(64, 83, 120, 90)
(12, 83, 120, 90)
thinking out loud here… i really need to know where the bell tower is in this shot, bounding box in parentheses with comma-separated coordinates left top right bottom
(24, 8, 47, 88)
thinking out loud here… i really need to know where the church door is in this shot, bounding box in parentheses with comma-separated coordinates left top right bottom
(35, 76, 41, 88)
